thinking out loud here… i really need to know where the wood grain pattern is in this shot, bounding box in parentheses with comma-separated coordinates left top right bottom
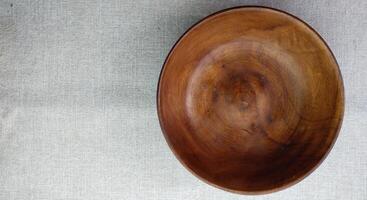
(157, 7, 344, 194)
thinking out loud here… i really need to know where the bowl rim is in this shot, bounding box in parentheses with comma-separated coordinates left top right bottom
(156, 5, 345, 195)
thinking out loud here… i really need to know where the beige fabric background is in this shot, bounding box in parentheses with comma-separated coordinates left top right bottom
(0, 0, 366, 199)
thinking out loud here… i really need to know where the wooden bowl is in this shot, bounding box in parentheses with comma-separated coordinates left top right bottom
(157, 6, 344, 194)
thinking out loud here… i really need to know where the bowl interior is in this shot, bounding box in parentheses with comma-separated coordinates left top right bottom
(158, 7, 344, 193)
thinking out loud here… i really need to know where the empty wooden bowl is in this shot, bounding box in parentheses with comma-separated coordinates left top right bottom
(157, 6, 344, 194)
